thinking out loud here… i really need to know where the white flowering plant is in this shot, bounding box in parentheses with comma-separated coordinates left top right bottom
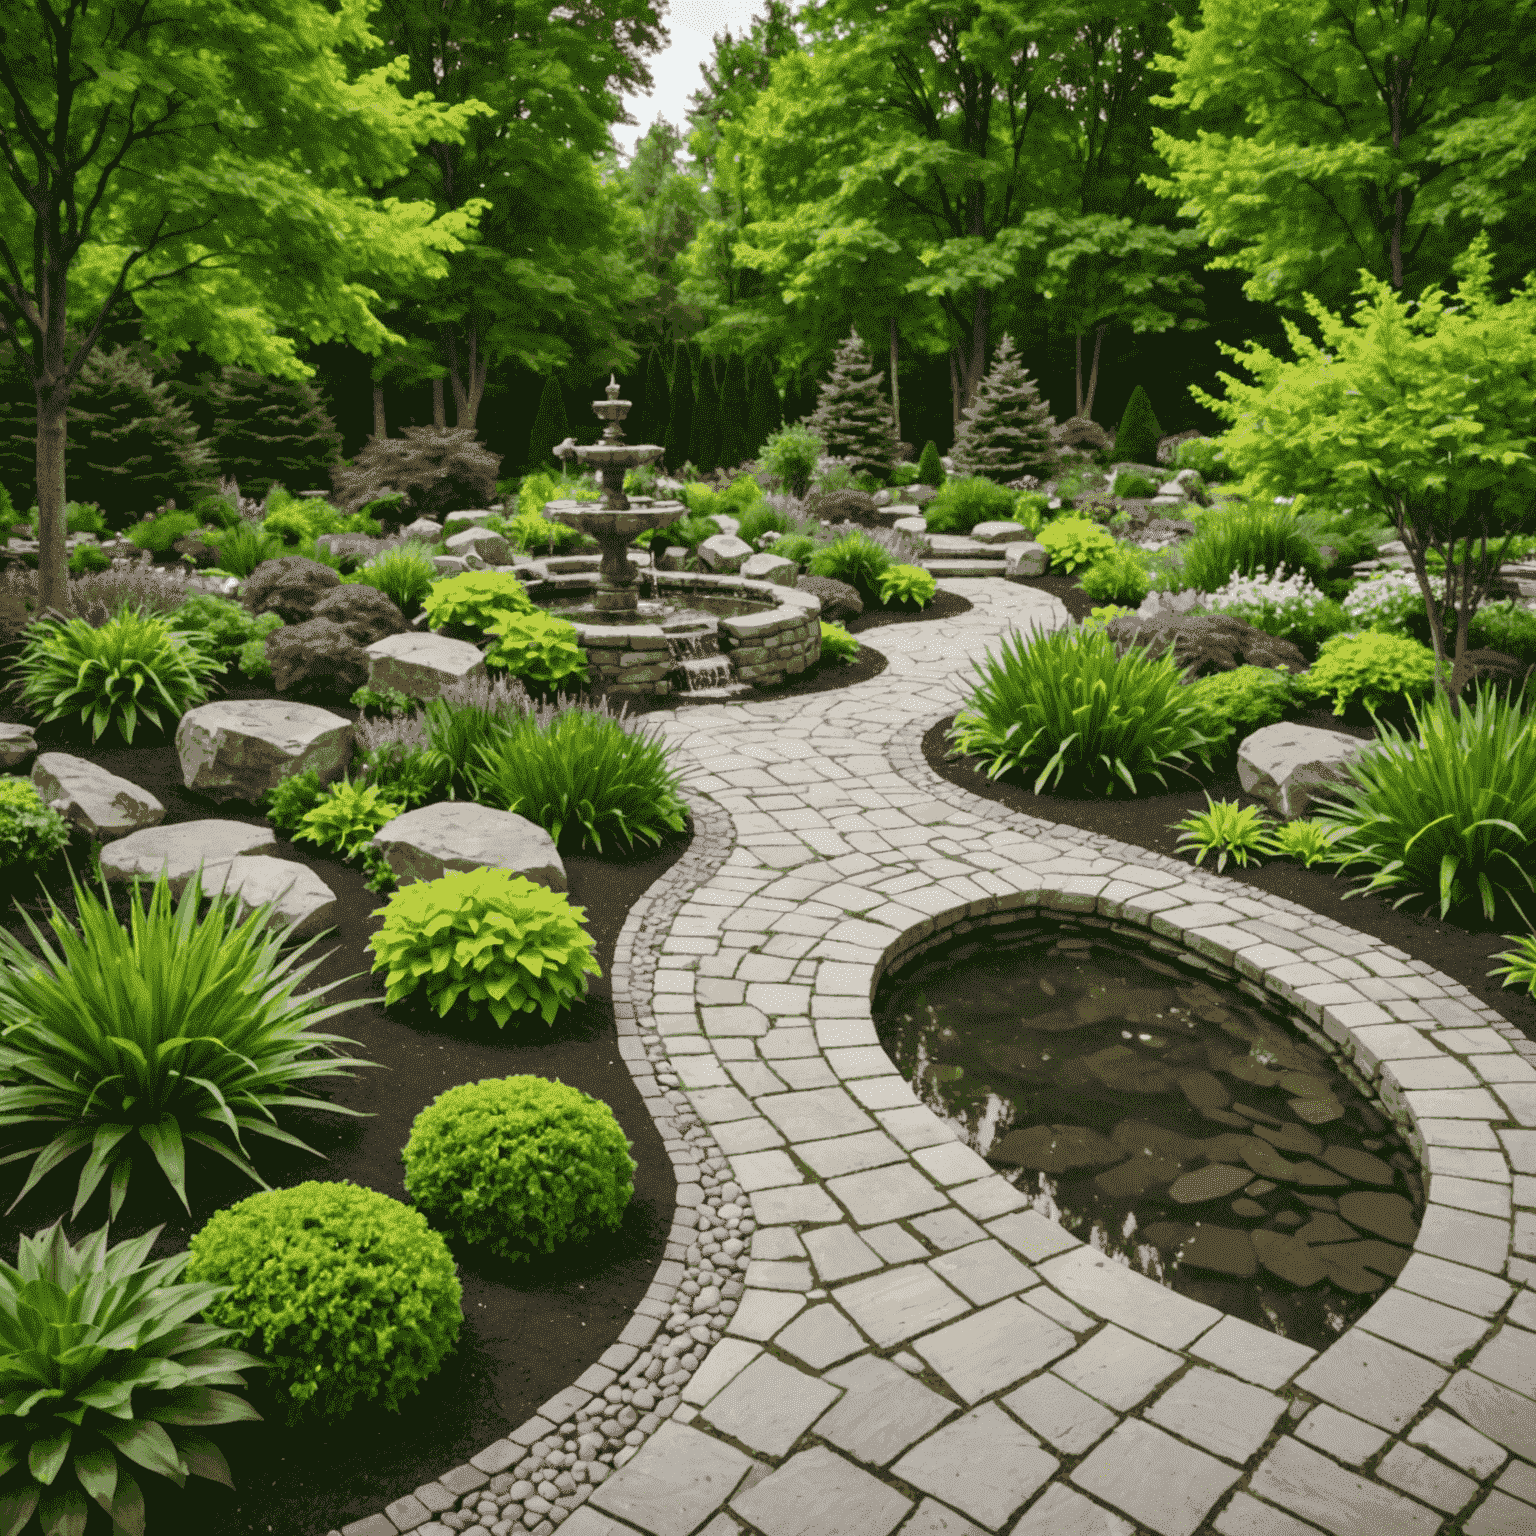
(1200, 565, 1349, 655)
(1342, 569, 1430, 639)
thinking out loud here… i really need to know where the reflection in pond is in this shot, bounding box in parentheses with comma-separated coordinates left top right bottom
(874, 920, 1424, 1352)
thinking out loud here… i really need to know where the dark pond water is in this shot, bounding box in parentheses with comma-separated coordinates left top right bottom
(874, 920, 1425, 1352)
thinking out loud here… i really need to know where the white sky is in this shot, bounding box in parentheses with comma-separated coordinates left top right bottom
(614, 0, 771, 160)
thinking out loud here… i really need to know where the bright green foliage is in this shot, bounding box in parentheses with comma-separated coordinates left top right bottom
(1172, 438, 1228, 481)
(293, 779, 403, 859)
(948, 624, 1215, 794)
(68, 544, 111, 576)
(23, 500, 109, 538)
(808, 531, 892, 601)
(471, 709, 687, 854)
(1036, 517, 1117, 575)
(527, 377, 570, 471)
(1179, 506, 1322, 592)
(1470, 600, 1536, 666)
(769, 533, 816, 567)
(423, 570, 536, 633)
(202, 520, 291, 578)
(516, 471, 594, 520)
(1185, 665, 1302, 749)
(924, 475, 1016, 535)
(1303, 632, 1437, 716)
(192, 494, 242, 531)
(0, 1222, 262, 1536)
(949, 335, 1055, 483)
(1012, 491, 1050, 536)
(915, 440, 945, 487)
(188, 1183, 461, 1425)
(17, 605, 221, 744)
(172, 594, 281, 667)
(758, 423, 824, 499)
(355, 737, 446, 813)
(1079, 546, 1151, 606)
(820, 622, 860, 663)
(484, 610, 588, 691)
(1171, 797, 1273, 873)
(1313, 685, 1536, 920)
(1489, 932, 1536, 994)
(261, 492, 342, 545)
(355, 544, 438, 613)
(351, 685, 416, 719)
(369, 868, 600, 1027)
(403, 1077, 636, 1262)
(265, 770, 328, 835)
(0, 776, 70, 872)
(509, 511, 586, 556)
(205, 369, 344, 505)
(1112, 471, 1157, 499)
(0, 870, 370, 1219)
(1263, 819, 1342, 868)
(128, 508, 200, 554)
(1086, 605, 1134, 626)
(237, 636, 273, 684)
(737, 503, 796, 545)
(877, 563, 937, 609)
(1112, 386, 1162, 466)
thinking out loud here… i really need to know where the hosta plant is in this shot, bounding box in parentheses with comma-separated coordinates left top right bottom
(483, 610, 588, 691)
(0, 871, 372, 1218)
(0, 1223, 262, 1536)
(1302, 631, 1437, 715)
(16, 606, 222, 744)
(421, 570, 536, 634)
(1035, 516, 1117, 575)
(292, 779, 404, 859)
(876, 563, 937, 609)
(1263, 819, 1342, 868)
(1171, 797, 1273, 873)
(369, 868, 601, 1028)
(820, 622, 860, 663)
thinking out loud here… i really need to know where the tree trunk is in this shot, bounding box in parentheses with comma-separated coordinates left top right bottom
(372, 383, 387, 438)
(1075, 332, 1084, 418)
(431, 376, 447, 428)
(34, 379, 69, 615)
(949, 349, 962, 432)
(957, 291, 990, 413)
(1083, 324, 1106, 419)
(889, 317, 901, 444)
(445, 326, 488, 430)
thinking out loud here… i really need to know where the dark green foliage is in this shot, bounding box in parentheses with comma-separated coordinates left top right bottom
(1179, 505, 1324, 591)
(1112, 385, 1164, 467)
(1112, 471, 1159, 499)
(718, 354, 750, 470)
(663, 344, 695, 472)
(808, 530, 893, 603)
(205, 367, 343, 503)
(746, 357, 781, 459)
(172, 594, 282, 667)
(690, 356, 721, 474)
(1470, 600, 1536, 665)
(331, 427, 501, 522)
(527, 376, 569, 471)
(807, 330, 895, 478)
(924, 476, 1016, 534)
(639, 347, 670, 448)
(203, 520, 290, 577)
(264, 769, 327, 835)
(354, 544, 438, 613)
(916, 439, 945, 486)
(0, 776, 70, 870)
(949, 335, 1056, 483)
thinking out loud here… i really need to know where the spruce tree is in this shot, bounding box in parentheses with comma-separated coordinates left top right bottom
(915, 439, 945, 487)
(205, 367, 343, 503)
(717, 354, 750, 470)
(807, 330, 895, 478)
(663, 345, 694, 472)
(1113, 384, 1164, 467)
(639, 348, 670, 449)
(746, 358, 781, 460)
(949, 335, 1056, 483)
(690, 356, 721, 475)
(527, 375, 570, 472)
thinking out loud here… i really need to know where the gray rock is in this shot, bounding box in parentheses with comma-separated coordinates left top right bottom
(796, 575, 862, 622)
(904, 484, 938, 506)
(99, 820, 277, 894)
(432, 555, 470, 576)
(402, 517, 445, 542)
(1156, 480, 1191, 500)
(243, 556, 341, 624)
(445, 527, 511, 564)
(1106, 612, 1308, 677)
(177, 700, 353, 802)
(698, 534, 754, 574)
(365, 631, 487, 700)
(267, 618, 370, 701)
(1237, 722, 1372, 818)
(309, 584, 411, 646)
(657, 546, 689, 572)
(893, 516, 928, 535)
(871, 489, 893, 507)
(205, 856, 339, 937)
(371, 801, 566, 891)
(1004, 542, 1049, 579)
(970, 520, 1038, 545)
(30, 752, 164, 840)
(443, 509, 497, 533)
(0, 723, 36, 771)
(739, 552, 800, 587)
(712, 514, 741, 539)
(1157, 429, 1205, 465)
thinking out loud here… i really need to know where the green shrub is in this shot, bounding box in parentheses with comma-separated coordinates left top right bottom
(20, 501, 110, 538)
(68, 543, 112, 576)
(1172, 437, 1228, 480)
(17, 604, 221, 744)
(1180, 504, 1323, 592)
(768, 532, 816, 567)
(355, 743, 445, 813)
(265, 768, 327, 834)
(820, 622, 860, 663)
(369, 867, 600, 1027)
(1469, 599, 1536, 666)
(759, 423, 824, 498)
(1112, 471, 1158, 499)
(737, 503, 797, 546)
(924, 475, 1016, 534)
(484, 609, 587, 690)
(0, 1222, 262, 1532)
(516, 470, 599, 520)
(1112, 385, 1163, 466)
(422, 569, 536, 633)
(1262, 818, 1342, 868)
(355, 544, 438, 612)
(807, 530, 892, 601)
(890, 463, 920, 486)
(1185, 665, 1302, 749)
(1314, 684, 1536, 919)
(1341, 569, 1426, 636)
(915, 440, 945, 487)
(1013, 491, 1051, 534)
(1302, 631, 1437, 715)
(293, 779, 404, 859)
(470, 707, 687, 853)
(403, 1077, 636, 1262)
(127, 508, 200, 554)
(192, 493, 242, 530)
(1489, 932, 1536, 993)
(0, 870, 370, 1218)
(1079, 545, 1151, 606)
(202, 519, 291, 578)
(1036, 516, 1117, 575)
(238, 634, 273, 684)
(877, 563, 937, 609)
(509, 510, 586, 556)
(644, 512, 720, 552)
(188, 1182, 461, 1425)
(948, 624, 1215, 793)
(332, 425, 500, 523)
(173, 594, 282, 667)
(351, 684, 416, 719)
(0, 775, 71, 870)
(262, 494, 340, 545)
(1171, 797, 1273, 873)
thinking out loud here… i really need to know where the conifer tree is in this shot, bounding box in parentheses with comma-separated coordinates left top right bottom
(746, 359, 781, 460)
(638, 348, 670, 448)
(915, 439, 945, 487)
(205, 367, 343, 502)
(807, 330, 895, 478)
(1113, 384, 1164, 467)
(718, 354, 750, 470)
(527, 375, 570, 472)
(949, 335, 1056, 483)
(690, 356, 721, 474)
(663, 344, 694, 471)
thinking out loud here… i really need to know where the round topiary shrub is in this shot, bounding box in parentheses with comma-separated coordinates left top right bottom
(186, 1181, 462, 1424)
(403, 1076, 636, 1262)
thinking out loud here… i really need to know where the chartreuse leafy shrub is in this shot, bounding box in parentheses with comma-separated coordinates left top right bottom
(1171, 797, 1273, 873)
(0, 1222, 262, 1534)
(1313, 684, 1536, 921)
(1185, 665, 1303, 750)
(924, 475, 1015, 534)
(293, 779, 404, 858)
(1263, 819, 1342, 868)
(877, 563, 937, 609)
(17, 605, 222, 744)
(484, 609, 587, 691)
(808, 531, 892, 601)
(403, 1077, 636, 1262)
(1013, 491, 1051, 535)
(1036, 516, 1117, 575)
(1470, 599, 1536, 666)
(508, 510, 586, 556)
(69, 544, 111, 576)
(1112, 471, 1158, 499)
(237, 636, 273, 684)
(0, 776, 70, 870)
(470, 708, 687, 853)
(172, 594, 282, 667)
(127, 508, 200, 554)
(422, 569, 536, 634)
(760, 423, 824, 498)
(1172, 437, 1228, 480)
(0, 871, 370, 1218)
(1079, 545, 1151, 606)
(355, 544, 437, 613)
(188, 1182, 461, 1425)
(369, 868, 600, 1027)
(948, 625, 1216, 794)
(1179, 504, 1323, 591)
(768, 532, 816, 568)
(1302, 631, 1437, 715)
(820, 622, 860, 663)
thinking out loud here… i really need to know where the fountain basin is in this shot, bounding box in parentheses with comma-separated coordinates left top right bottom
(542, 497, 684, 539)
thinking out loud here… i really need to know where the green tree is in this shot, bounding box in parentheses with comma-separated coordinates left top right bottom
(1149, 0, 1536, 311)
(916, 439, 945, 487)
(527, 376, 570, 472)
(1198, 237, 1536, 699)
(663, 344, 695, 472)
(205, 367, 344, 503)
(808, 330, 894, 479)
(690, 357, 722, 475)
(745, 357, 781, 459)
(1113, 386, 1163, 466)
(950, 336, 1055, 484)
(632, 347, 670, 448)
(718, 354, 751, 470)
(0, 0, 486, 611)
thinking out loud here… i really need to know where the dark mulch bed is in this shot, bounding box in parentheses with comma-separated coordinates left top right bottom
(923, 710, 1536, 1047)
(0, 713, 688, 1536)
(1008, 573, 1102, 624)
(844, 587, 972, 633)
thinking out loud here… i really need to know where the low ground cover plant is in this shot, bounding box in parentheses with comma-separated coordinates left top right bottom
(1112, 471, 1158, 499)
(403, 1076, 636, 1262)
(1079, 545, 1151, 606)
(923, 475, 1016, 534)
(293, 778, 404, 859)
(422, 570, 536, 634)
(1036, 517, 1117, 575)
(1171, 796, 1273, 872)
(1341, 568, 1428, 639)
(1264, 818, 1341, 868)
(265, 769, 329, 834)
(173, 594, 283, 668)
(0, 775, 70, 870)
(483, 609, 588, 691)
(1185, 665, 1302, 749)
(1302, 631, 1437, 715)
(877, 563, 937, 609)
(820, 622, 859, 663)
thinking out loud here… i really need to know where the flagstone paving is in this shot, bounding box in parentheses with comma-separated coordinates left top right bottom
(337, 580, 1536, 1536)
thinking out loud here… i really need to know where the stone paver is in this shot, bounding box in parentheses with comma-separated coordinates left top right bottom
(729, 1445, 912, 1536)
(890, 1402, 1058, 1530)
(1071, 1419, 1241, 1536)
(912, 1297, 1075, 1403)
(813, 1354, 955, 1466)
(1144, 1366, 1286, 1463)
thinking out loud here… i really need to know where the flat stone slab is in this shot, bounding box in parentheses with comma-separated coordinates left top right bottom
(205, 855, 339, 937)
(445, 526, 511, 564)
(1006, 542, 1049, 578)
(588, 1421, 753, 1536)
(890, 1402, 1058, 1530)
(730, 1446, 912, 1536)
(177, 700, 352, 803)
(1070, 1419, 1240, 1536)
(99, 821, 277, 894)
(699, 534, 754, 574)
(0, 723, 36, 770)
(31, 752, 164, 840)
(1238, 722, 1372, 818)
(739, 551, 799, 587)
(969, 520, 1039, 545)
(371, 800, 566, 890)
(365, 631, 487, 701)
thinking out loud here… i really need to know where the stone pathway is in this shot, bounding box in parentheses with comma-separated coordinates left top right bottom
(339, 580, 1536, 1536)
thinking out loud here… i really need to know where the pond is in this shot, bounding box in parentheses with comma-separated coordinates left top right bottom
(874, 919, 1424, 1352)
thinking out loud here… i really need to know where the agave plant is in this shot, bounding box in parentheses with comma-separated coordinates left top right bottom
(0, 1222, 261, 1536)
(0, 871, 373, 1220)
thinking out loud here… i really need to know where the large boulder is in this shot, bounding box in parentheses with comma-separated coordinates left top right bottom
(739, 552, 800, 588)
(1106, 612, 1308, 677)
(205, 856, 339, 938)
(370, 802, 566, 891)
(1005, 542, 1049, 579)
(443, 509, 496, 534)
(309, 584, 410, 647)
(99, 820, 277, 894)
(0, 724, 36, 771)
(365, 631, 487, 701)
(242, 556, 341, 624)
(797, 575, 862, 622)
(445, 526, 510, 565)
(803, 488, 879, 526)
(401, 517, 445, 542)
(904, 484, 938, 506)
(1238, 722, 1372, 818)
(177, 699, 352, 802)
(699, 534, 753, 574)
(970, 521, 1038, 545)
(266, 618, 370, 701)
(30, 753, 164, 840)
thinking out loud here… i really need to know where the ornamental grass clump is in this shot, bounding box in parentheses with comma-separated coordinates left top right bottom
(1311, 684, 1536, 921)
(354, 543, 438, 613)
(948, 624, 1216, 794)
(0, 1222, 262, 1534)
(807, 530, 892, 602)
(1179, 504, 1323, 592)
(1171, 797, 1273, 873)
(369, 868, 600, 1027)
(923, 475, 1016, 535)
(0, 871, 371, 1219)
(422, 676, 533, 796)
(403, 1077, 636, 1262)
